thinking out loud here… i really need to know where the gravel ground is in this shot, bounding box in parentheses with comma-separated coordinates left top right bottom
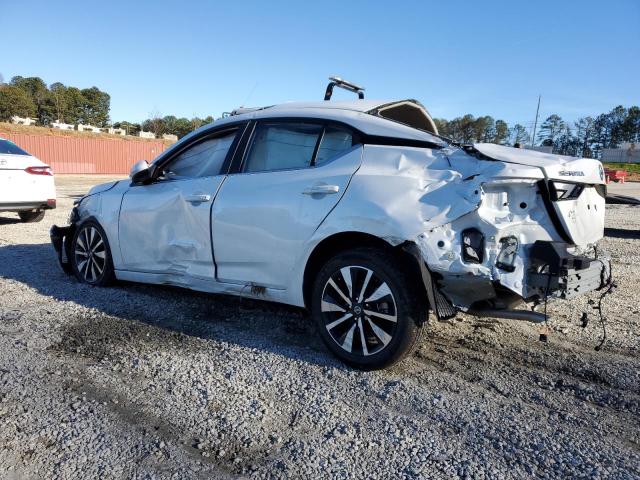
(0, 175, 639, 479)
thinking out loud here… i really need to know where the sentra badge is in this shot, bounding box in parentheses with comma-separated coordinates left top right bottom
(558, 170, 585, 177)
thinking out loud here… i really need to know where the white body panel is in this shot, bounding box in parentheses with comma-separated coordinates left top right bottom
(0, 152, 56, 211)
(212, 147, 362, 288)
(67, 100, 608, 311)
(118, 176, 225, 279)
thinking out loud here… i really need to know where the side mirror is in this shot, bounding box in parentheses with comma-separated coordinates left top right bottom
(129, 160, 149, 179)
(131, 168, 153, 185)
(130, 160, 153, 184)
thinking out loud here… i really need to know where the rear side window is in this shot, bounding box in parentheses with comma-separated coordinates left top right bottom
(164, 131, 236, 179)
(0, 139, 29, 155)
(244, 123, 322, 173)
(316, 127, 353, 166)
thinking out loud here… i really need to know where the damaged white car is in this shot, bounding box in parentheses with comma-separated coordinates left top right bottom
(51, 79, 612, 369)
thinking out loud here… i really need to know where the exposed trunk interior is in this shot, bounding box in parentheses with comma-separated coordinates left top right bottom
(371, 100, 439, 135)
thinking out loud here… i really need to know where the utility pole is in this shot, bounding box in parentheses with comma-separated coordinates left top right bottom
(531, 95, 541, 147)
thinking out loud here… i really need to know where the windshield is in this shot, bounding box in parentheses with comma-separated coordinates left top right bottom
(0, 139, 30, 155)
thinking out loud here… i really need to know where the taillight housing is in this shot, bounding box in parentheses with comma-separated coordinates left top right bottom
(549, 181, 584, 201)
(25, 166, 53, 176)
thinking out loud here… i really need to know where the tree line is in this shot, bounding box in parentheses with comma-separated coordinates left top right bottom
(113, 115, 216, 139)
(0, 75, 216, 138)
(435, 105, 639, 158)
(1, 74, 638, 155)
(0, 76, 110, 127)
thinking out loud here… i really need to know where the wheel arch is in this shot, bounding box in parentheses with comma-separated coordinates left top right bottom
(302, 231, 428, 310)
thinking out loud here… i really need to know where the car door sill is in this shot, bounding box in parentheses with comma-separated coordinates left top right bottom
(114, 269, 290, 301)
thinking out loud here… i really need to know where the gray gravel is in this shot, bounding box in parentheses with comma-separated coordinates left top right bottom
(0, 175, 639, 479)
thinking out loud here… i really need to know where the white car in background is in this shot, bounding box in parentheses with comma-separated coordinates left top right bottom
(50, 79, 612, 369)
(0, 138, 56, 222)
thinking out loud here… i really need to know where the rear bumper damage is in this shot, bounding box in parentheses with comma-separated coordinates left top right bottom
(418, 240, 613, 322)
(527, 241, 612, 300)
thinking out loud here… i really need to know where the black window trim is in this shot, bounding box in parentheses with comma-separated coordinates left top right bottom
(230, 117, 360, 175)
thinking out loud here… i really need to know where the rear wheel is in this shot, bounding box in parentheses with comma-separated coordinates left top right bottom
(18, 210, 45, 223)
(71, 220, 115, 286)
(311, 247, 425, 370)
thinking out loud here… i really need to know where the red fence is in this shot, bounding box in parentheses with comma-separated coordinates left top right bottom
(4, 133, 167, 174)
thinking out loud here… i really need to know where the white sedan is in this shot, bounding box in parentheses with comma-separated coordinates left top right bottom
(0, 138, 56, 222)
(50, 81, 612, 369)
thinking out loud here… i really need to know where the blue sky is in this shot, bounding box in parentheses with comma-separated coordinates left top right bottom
(3, 0, 639, 130)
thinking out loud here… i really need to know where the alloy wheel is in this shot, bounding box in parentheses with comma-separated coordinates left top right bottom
(74, 225, 107, 283)
(320, 265, 397, 356)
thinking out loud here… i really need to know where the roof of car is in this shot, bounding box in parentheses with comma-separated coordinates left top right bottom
(188, 99, 446, 147)
(268, 99, 395, 112)
(154, 99, 448, 165)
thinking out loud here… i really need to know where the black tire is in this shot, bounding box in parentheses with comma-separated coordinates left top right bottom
(71, 220, 115, 286)
(311, 247, 426, 370)
(18, 210, 45, 223)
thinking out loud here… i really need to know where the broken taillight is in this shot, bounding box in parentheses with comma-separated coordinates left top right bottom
(25, 166, 53, 176)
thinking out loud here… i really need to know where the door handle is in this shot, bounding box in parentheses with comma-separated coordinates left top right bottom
(185, 193, 211, 203)
(302, 184, 340, 195)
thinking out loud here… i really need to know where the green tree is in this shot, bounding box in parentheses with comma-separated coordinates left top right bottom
(0, 85, 37, 120)
(573, 117, 595, 158)
(10, 76, 51, 124)
(80, 87, 110, 126)
(48, 82, 67, 122)
(433, 118, 449, 137)
(620, 106, 640, 143)
(537, 114, 565, 146)
(113, 121, 141, 136)
(63, 87, 85, 124)
(173, 117, 193, 138)
(509, 124, 530, 146)
(493, 120, 509, 144)
(142, 115, 164, 137)
(473, 116, 495, 143)
(554, 125, 579, 156)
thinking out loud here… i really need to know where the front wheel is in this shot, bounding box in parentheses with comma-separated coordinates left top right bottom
(311, 247, 425, 370)
(71, 220, 115, 286)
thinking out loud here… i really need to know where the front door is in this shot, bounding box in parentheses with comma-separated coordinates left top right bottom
(118, 127, 240, 280)
(212, 120, 361, 289)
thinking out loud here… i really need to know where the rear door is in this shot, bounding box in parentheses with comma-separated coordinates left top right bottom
(212, 120, 362, 288)
(118, 126, 243, 279)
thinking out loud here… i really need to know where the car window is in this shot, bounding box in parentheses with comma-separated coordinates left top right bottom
(315, 127, 353, 166)
(244, 123, 323, 173)
(164, 131, 236, 179)
(0, 139, 30, 156)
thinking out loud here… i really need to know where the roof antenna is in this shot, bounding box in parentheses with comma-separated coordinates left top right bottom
(324, 76, 365, 101)
(240, 81, 259, 108)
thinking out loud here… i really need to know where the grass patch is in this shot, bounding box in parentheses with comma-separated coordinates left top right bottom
(0, 122, 174, 146)
(604, 163, 640, 174)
